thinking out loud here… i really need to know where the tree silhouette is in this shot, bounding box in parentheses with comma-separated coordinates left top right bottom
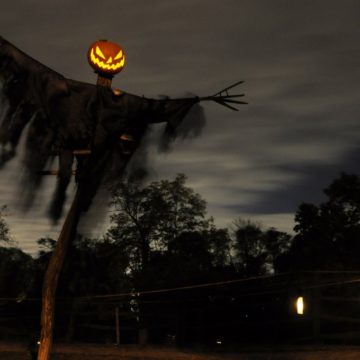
(0, 247, 33, 298)
(231, 219, 291, 276)
(108, 174, 233, 343)
(280, 172, 360, 271)
(108, 174, 211, 276)
(0, 205, 11, 244)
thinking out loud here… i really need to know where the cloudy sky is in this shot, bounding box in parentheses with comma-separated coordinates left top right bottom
(1, 0, 360, 255)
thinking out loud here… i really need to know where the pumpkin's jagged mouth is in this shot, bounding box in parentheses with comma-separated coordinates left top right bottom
(90, 48, 125, 72)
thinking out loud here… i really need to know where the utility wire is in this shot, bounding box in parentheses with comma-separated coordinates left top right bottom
(305, 277, 360, 290)
(2, 272, 360, 303)
(304, 270, 360, 274)
(77, 273, 287, 300)
(0, 273, 287, 303)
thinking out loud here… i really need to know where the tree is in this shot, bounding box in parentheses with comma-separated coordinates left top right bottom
(282, 172, 360, 271)
(0, 247, 34, 298)
(108, 174, 233, 344)
(232, 219, 265, 277)
(231, 219, 291, 277)
(263, 227, 292, 273)
(108, 174, 211, 278)
(206, 225, 232, 269)
(0, 205, 11, 244)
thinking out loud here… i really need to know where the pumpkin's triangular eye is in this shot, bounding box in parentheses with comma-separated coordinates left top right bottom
(114, 50, 123, 60)
(95, 46, 106, 60)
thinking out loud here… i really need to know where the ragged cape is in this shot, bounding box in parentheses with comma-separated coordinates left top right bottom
(0, 36, 198, 220)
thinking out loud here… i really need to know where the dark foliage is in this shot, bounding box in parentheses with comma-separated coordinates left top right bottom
(278, 172, 360, 271)
(231, 219, 291, 277)
(0, 205, 11, 244)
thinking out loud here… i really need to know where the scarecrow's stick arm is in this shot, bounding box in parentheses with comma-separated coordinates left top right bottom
(199, 80, 247, 111)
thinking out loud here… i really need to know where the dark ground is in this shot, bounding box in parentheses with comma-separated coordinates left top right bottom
(2, 342, 360, 360)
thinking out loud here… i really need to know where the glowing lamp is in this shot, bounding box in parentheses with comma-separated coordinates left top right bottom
(87, 40, 126, 76)
(296, 296, 304, 315)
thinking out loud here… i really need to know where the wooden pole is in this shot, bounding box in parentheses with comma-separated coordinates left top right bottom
(37, 189, 81, 360)
(312, 273, 321, 343)
(115, 306, 120, 346)
(96, 73, 113, 87)
(37, 70, 113, 360)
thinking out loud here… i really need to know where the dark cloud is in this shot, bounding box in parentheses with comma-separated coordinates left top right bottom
(232, 145, 360, 215)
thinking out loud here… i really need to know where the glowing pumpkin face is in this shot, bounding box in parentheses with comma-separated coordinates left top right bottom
(87, 40, 126, 75)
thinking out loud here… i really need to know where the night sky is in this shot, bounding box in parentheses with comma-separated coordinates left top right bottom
(1, 0, 360, 255)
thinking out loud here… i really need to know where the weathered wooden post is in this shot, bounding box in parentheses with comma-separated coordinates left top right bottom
(312, 273, 321, 343)
(38, 191, 81, 360)
(115, 306, 120, 346)
(37, 39, 126, 360)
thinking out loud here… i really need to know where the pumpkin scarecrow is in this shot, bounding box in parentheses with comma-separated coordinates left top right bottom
(0, 36, 245, 219)
(0, 36, 246, 360)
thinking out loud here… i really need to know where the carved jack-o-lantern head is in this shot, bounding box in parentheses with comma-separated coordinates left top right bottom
(87, 40, 126, 76)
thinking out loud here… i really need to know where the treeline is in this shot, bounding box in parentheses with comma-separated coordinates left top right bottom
(1, 172, 360, 345)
